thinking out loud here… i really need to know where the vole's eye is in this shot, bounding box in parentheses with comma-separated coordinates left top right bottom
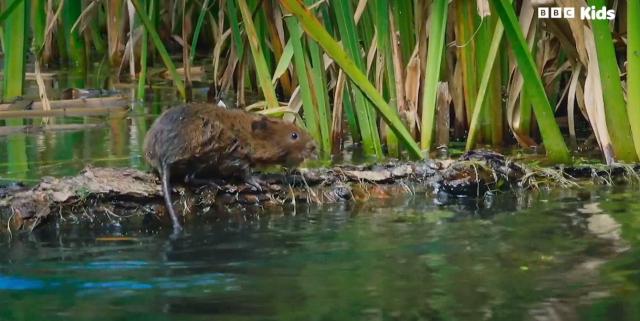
(291, 132, 299, 140)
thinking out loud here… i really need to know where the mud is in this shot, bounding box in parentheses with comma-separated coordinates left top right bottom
(1, 151, 638, 233)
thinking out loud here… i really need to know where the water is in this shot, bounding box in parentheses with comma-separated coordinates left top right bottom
(0, 185, 639, 320)
(0, 87, 185, 183)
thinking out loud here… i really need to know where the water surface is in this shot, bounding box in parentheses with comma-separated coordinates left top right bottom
(0, 186, 639, 321)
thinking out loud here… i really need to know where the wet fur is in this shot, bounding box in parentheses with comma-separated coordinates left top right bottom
(144, 103, 315, 231)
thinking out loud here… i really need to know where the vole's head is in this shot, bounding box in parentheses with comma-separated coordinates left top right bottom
(251, 116, 316, 167)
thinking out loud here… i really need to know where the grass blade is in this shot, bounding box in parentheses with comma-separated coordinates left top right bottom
(130, 0, 185, 99)
(2, 0, 29, 180)
(226, 0, 245, 60)
(302, 0, 332, 157)
(588, 0, 637, 162)
(628, 0, 640, 159)
(263, 0, 293, 96)
(453, 0, 478, 124)
(332, 0, 383, 157)
(420, 0, 448, 151)
(137, 0, 155, 101)
(189, 0, 210, 63)
(279, 0, 422, 159)
(30, 0, 45, 50)
(466, 12, 504, 150)
(376, 0, 399, 157)
(391, 0, 413, 64)
(106, 0, 125, 66)
(0, 0, 23, 25)
(237, 0, 279, 109)
(271, 38, 294, 84)
(490, 0, 570, 163)
(62, 0, 86, 72)
(285, 17, 321, 147)
(2, 0, 28, 99)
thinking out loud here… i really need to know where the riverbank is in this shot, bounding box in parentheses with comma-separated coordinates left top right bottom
(1, 150, 638, 234)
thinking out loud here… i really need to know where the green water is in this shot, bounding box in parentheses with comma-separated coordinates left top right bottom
(1, 186, 640, 320)
(0, 88, 185, 183)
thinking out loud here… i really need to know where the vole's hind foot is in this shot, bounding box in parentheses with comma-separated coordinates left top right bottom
(186, 176, 222, 191)
(245, 175, 266, 192)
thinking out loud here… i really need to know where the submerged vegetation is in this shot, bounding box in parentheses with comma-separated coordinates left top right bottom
(0, 0, 638, 165)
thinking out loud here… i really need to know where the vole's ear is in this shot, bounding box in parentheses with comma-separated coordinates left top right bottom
(251, 117, 270, 136)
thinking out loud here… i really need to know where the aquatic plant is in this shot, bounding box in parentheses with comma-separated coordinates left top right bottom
(0, 0, 638, 164)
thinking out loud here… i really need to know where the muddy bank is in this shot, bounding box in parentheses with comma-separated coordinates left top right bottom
(1, 151, 638, 233)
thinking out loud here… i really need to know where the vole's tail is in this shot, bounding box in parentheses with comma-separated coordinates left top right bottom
(161, 164, 182, 233)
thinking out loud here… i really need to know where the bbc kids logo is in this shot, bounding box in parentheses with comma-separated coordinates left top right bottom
(537, 6, 615, 20)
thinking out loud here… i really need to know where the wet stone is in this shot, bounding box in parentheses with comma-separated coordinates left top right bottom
(438, 162, 497, 197)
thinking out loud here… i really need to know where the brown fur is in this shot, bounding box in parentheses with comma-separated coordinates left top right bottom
(143, 103, 316, 231)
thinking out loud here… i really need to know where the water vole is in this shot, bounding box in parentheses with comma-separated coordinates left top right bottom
(144, 103, 316, 231)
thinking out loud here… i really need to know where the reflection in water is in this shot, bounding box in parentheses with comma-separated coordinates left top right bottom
(0, 187, 639, 320)
(0, 90, 182, 183)
(6, 131, 28, 181)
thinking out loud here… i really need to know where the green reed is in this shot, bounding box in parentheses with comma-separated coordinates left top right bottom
(1, 0, 638, 165)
